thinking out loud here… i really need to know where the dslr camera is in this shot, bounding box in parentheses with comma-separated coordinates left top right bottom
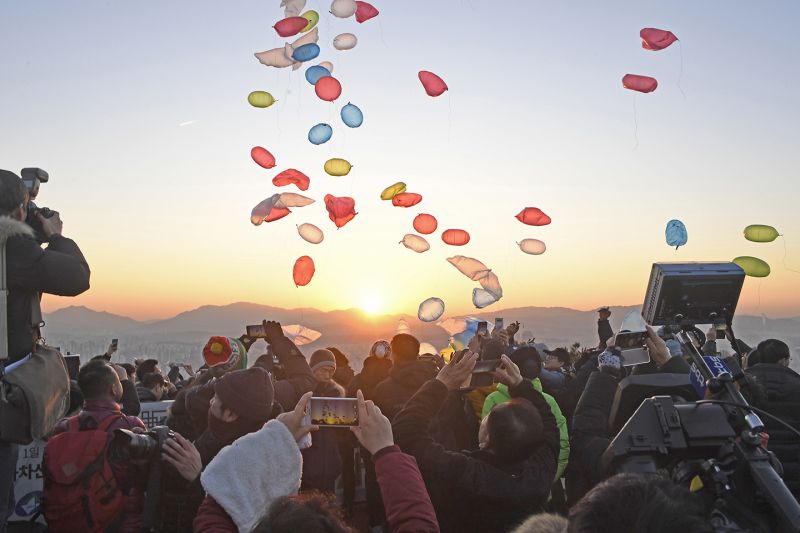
(21, 167, 57, 243)
(110, 426, 175, 461)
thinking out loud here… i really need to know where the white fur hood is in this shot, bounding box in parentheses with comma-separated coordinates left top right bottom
(0, 216, 34, 245)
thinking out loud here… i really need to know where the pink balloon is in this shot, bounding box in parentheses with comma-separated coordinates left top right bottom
(293, 256, 315, 287)
(272, 169, 310, 191)
(324, 194, 357, 228)
(418, 71, 448, 97)
(355, 1, 379, 23)
(441, 229, 470, 246)
(413, 214, 438, 235)
(274, 16, 308, 37)
(515, 208, 552, 226)
(622, 74, 658, 93)
(392, 192, 422, 208)
(315, 76, 342, 102)
(251, 147, 276, 169)
(640, 28, 678, 51)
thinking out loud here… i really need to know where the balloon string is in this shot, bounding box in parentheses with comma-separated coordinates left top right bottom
(632, 94, 639, 151)
(754, 278, 762, 317)
(448, 92, 453, 144)
(780, 235, 800, 273)
(275, 70, 293, 143)
(676, 41, 686, 100)
(377, 17, 389, 49)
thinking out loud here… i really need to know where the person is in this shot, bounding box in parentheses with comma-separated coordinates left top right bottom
(511, 513, 567, 533)
(135, 358, 161, 383)
(745, 339, 800, 496)
(136, 371, 168, 402)
(392, 352, 560, 533)
(120, 362, 136, 381)
(372, 334, 439, 420)
(328, 346, 355, 388)
(596, 307, 613, 351)
(347, 340, 393, 399)
(1, 169, 91, 531)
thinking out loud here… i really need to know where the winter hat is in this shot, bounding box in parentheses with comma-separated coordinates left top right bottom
(309, 349, 337, 373)
(214, 367, 274, 422)
(203, 336, 248, 371)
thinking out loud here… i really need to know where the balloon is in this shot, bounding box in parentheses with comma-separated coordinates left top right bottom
(275, 193, 315, 209)
(292, 26, 319, 47)
(254, 46, 294, 68)
(292, 43, 320, 62)
(297, 223, 324, 244)
(315, 76, 342, 101)
(300, 10, 319, 32)
(318, 61, 334, 73)
(744, 224, 780, 243)
(515, 207, 551, 226)
(413, 214, 438, 235)
(396, 318, 411, 334)
(324, 158, 352, 176)
(272, 169, 310, 191)
(392, 192, 422, 208)
(330, 0, 357, 18)
(305, 65, 331, 85)
(308, 123, 333, 145)
(251, 194, 291, 226)
(380, 182, 406, 200)
(281, 324, 321, 345)
(250, 147, 276, 169)
(324, 194, 357, 228)
(473, 288, 500, 309)
(479, 271, 503, 299)
(355, 1, 379, 22)
(400, 234, 430, 253)
(733, 256, 771, 278)
(622, 74, 658, 93)
(518, 239, 546, 255)
(640, 28, 678, 51)
(447, 255, 491, 281)
(334, 33, 358, 51)
(281, 0, 306, 17)
(293, 256, 315, 286)
(340, 102, 363, 128)
(419, 342, 437, 356)
(418, 297, 445, 323)
(665, 219, 688, 249)
(274, 16, 308, 37)
(442, 229, 470, 246)
(418, 71, 448, 97)
(247, 91, 276, 108)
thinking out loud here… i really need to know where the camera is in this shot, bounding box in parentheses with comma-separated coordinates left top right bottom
(21, 167, 56, 243)
(110, 426, 175, 461)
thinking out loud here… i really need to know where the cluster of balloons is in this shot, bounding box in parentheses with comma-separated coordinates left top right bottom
(622, 27, 678, 94)
(733, 224, 782, 278)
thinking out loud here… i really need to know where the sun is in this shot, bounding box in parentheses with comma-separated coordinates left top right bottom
(360, 294, 382, 315)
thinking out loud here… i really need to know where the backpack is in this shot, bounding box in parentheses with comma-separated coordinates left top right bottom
(43, 414, 127, 532)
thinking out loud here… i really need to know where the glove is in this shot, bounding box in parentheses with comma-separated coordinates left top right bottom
(598, 348, 622, 376)
(263, 320, 284, 344)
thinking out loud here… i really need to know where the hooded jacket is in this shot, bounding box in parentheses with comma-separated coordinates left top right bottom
(1, 216, 90, 363)
(373, 358, 439, 420)
(347, 355, 393, 399)
(482, 379, 570, 479)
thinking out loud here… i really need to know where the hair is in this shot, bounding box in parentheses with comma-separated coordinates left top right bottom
(486, 398, 544, 464)
(391, 334, 420, 364)
(252, 492, 354, 533)
(752, 338, 790, 365)
(0, 170, 26, 216)
(326, 347, 349, 367)
(136, 358, 159, 382)
(141, 372, 166, 389)
(77, 359, 118, 400)
(512, 513, 568, 533)
(511, 346, 542, 380)
(568, 473, 712, 533)
(550, 348, 571, 364)
(119, 363, 135, 379)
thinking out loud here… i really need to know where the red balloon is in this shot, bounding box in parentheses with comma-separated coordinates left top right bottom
(315, 76, 342, 102)
(418, 71, 448, 97)
(272, 169, 310, 191)
(413, 213, 438, 235)
(266, 207, 291, 222)
(392, 192, 422, 208)
(640, 28, 678, 51)
(251, 147, 276, 169)
(622, 74, 658, 94)
(274, 16, 308, 37)
(293, 256, 315, 287)
(515, 207, 551, 226)
(355, 1, 379, 23)
(324, 194, 357, 228)
(441, 229, 470, 246)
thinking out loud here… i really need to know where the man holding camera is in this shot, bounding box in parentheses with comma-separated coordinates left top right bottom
(1, 169, 91, 530)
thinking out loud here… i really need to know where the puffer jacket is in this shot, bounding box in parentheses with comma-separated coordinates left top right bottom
(373, 358, 439, 420)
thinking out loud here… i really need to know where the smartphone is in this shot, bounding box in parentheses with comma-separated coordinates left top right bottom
(461, 359, 501, 389)
(246, 324, 266, 338)
(309, 397, 359, 427)
(494, 318, 504, 331)
(64, 355, 81, 381)
(111, 338, 118, 350)
(615, 330, 648, 351)
(476, 321, 488, 336)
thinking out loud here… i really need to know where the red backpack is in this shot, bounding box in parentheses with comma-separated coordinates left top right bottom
(43, 415, 127, 532)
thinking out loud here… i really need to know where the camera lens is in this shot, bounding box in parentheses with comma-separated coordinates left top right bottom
(110, 429, 159, 461)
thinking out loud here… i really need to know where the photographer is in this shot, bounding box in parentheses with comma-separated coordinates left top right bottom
(1, 169, 90, 530)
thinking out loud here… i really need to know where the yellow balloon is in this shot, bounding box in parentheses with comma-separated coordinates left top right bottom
(380, 182, 406, 200)
(300, 10, 319, 32)
(247, 91, 276, 108)
(324, 158, 352, 176)
(732, 256, 771, 278)
(743, 224, 779, 243)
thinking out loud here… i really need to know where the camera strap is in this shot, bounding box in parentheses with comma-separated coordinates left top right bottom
(1, 238, 9, 361)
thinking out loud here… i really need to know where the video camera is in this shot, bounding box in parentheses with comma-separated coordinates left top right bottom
(606, 262, 800, 532)
(20, 167, 57, 243)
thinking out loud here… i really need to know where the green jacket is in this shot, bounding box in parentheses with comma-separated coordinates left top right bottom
(482, 379, 570, 479)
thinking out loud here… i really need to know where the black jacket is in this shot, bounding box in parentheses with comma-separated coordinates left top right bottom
(1, 217, 90, 363)
(253, 333, 316, 412)
(372, 358, 438, 420)
(393, 379, 559, 533)
(746, 363, 800, 496)
(347, 356, 392, 399)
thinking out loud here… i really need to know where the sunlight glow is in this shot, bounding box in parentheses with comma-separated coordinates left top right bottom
(360, 294, 382, 315)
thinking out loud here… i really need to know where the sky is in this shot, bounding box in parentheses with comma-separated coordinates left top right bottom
(2, 0, 799, 321)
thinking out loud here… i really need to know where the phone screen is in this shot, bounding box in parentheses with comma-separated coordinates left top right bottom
(111, 338, 118, 349)
(616, 331, 648, 350)
(309, 397, 359, 427)
(494, 318, 504, 331)
(460, 359, 500, 389)
(246, 324, 266, 338)
(476, 321, 488, 336)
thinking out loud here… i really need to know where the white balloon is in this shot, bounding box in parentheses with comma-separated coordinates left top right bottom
(396, 318, 411, 334)
(418, 297, 445, 323)
(281, 324, 320, 345)
(292, 26, 319, 47)
(447, 256, 491, 281)
(333, 33, 358, 51)
(472, 288, 500, 309)
(254, 46, 294, 68)
(400, 234, 430, 253)
(419, 342, 437, 355)
(479, 271, 503, 299)
(518, 239, 546, 255)
(281, 0, 306, 16)
(318, 61, 334, 73)
(297, 223, 324, 244)
(330, 0, 357, 18)
(276, 193, 315, 209)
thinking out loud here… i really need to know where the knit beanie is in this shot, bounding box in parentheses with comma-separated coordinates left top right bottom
(203, 336, 248, 371)
(309, 349, 337, 373)
(214, 367, 274, 422)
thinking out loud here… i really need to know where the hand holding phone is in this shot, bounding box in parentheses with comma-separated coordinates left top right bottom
(350, 390, 394, 455)
(493, 355, 523, 388)
(277, 391, 318, 441)
(436, 350, 478, 391)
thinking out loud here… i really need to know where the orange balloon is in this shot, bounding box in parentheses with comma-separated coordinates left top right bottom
(392, 192, 422, 208)
(273, 169, 310, 191)
(293, 256, 315, 287)
(324, 194, 357, 228)
(413, 213, 438, 235)
(442, 229, 470, 246)
(251, 147, 276, 169)
(515, 207, 551, 226)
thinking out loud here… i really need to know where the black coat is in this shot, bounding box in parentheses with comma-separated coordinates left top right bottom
(372, 358, 438, 421)
(347, 356, 392, 399)
(2, 216, 90, 363)
(392, 379, 559, 533)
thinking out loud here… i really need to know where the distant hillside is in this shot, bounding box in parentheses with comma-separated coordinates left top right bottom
(43, 303, 800, 372)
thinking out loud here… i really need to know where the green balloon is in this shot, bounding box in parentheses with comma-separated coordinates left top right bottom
(733, 256, 771, 278)
(743, 224, 779, 243)
(247, 91, 276, 108)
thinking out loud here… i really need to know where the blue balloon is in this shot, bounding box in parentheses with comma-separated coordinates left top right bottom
(340, 102, 363, 128)
(292, 43, 320, 63)
(308, 123, 333, 145)
(305, 65, 331, 85)
(665, 219, 688, 249)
